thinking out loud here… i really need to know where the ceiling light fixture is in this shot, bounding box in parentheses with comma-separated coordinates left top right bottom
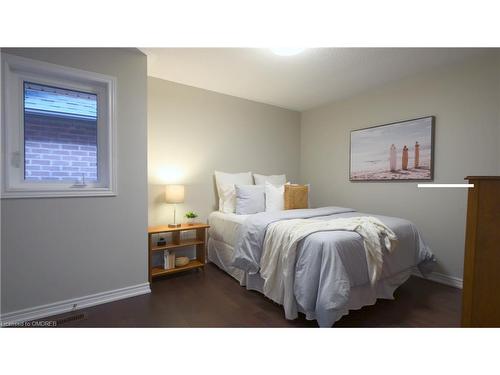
(270, 48, 306, 56)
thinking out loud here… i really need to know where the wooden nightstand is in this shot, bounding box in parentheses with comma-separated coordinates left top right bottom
(148, 223, 210, 283)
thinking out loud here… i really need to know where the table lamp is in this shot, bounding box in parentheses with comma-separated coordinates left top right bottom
(165, 184, 184, 228)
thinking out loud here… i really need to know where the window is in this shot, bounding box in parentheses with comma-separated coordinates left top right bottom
(24, 83, 99, 183)
(1, 53, 117, 198)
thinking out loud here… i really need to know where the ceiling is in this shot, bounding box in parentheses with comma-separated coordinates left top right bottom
(141, 48, 493, 111)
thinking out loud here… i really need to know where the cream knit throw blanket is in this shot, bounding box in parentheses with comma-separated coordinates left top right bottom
(260, 216, 398, 319)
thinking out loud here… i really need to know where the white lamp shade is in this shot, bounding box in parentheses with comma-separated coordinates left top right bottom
(165, 184, 185, 204)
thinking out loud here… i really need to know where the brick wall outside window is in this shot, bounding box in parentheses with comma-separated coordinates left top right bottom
(24, 114, 98, 182)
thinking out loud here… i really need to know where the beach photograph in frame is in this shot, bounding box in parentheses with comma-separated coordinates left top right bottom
(350, 116, 435, 181)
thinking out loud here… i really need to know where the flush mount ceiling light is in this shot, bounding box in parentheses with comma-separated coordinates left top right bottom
(270, 48, 306, 56)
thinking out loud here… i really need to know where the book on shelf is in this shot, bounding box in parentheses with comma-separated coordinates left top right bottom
(163, 250, 175, 270)
(169, 252, 176, 268)
(163, 250, 169, 270)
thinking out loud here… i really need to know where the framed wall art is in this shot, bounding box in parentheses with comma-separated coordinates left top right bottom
(350, 116, 435, 181)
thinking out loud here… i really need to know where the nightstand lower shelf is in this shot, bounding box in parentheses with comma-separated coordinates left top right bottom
(151, 260, 204, 278)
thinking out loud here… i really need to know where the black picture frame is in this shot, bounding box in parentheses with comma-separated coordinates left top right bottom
(349, 116, 435, 182)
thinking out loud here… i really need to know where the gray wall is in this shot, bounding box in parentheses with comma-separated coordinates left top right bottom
(148, 77, 301, 226)
(1, 48, 148, 314)
(2, 49, 497, 316)
(498, 55, 500, 164)
(300, 54, 500, 280)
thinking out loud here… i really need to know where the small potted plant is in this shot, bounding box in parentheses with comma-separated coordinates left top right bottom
(185, 211, 198, 225)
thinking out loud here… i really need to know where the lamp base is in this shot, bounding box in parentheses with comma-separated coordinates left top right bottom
(168, 223, 182, 228)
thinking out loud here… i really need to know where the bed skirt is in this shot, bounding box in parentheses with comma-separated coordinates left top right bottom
(208, 237, 412, 327)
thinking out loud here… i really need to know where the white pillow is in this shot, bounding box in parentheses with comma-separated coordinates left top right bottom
(254, 173, 286, 186)
(218, 183, 237, 213)
(265, 182, 289, 212)
(214, 171, 253, 213)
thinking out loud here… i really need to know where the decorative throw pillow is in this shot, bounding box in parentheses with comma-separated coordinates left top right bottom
(265, 182, 289, 212)
(235, 185, 265, 214)
(214, 171, 253, 213)
(284, 184, 309, 210)
(254, 173, 287, 186)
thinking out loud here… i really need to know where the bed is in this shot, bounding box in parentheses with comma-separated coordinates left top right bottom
(208, 206, 435, 327)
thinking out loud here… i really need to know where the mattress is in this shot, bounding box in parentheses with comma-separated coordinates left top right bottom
(208, 211, 249, 247)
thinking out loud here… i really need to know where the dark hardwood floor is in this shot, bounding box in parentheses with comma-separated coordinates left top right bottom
(40, 263, 462, 327)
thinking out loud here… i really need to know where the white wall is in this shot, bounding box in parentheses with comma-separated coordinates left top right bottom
(300, 54, 500, 280)
(148, 77, 300, 226)
(1, 48, 148, 315)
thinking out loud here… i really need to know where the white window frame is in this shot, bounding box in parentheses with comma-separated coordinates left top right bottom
(1, 53, 117, 198)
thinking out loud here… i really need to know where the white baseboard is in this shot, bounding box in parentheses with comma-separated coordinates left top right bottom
(412, 268, 463, 289)
(1, 282, 151, 326)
